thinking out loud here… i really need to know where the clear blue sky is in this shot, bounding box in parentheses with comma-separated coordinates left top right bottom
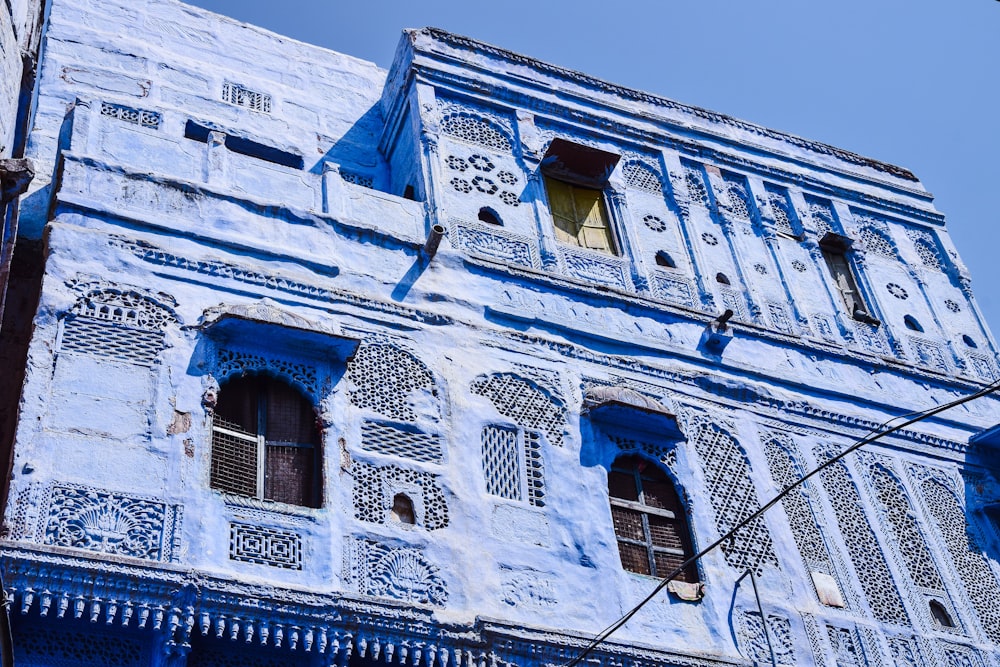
(185, 0, 1000, 339)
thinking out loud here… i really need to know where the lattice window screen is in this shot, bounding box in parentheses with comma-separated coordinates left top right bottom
(859, 226, 896, 258)
(690, 421, 778, 574)
(481, 424, 545, 506)
(623, 162, 662, 194)
(471, 373, 565, 447)
(60, 288, 174, 366)
(347, 344, 438, 422)
(920, 479, 1000, 644)
(763, 437, 844, 603)
(360, 420, 442, 463)
(441, 114, 512, 152)
(819, 459, 910, 625)
(867, 462, 946, 592)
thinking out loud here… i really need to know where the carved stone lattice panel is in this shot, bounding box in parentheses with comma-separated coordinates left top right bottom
(100, 100, 162, 129)
(908, 336, 949, 373)
(345, 539, 447, 606)
(481, 425, 545, 507)
(452, 221, 539, 269)
(229, 522, 303, 570)
(862, 459, 946, 593)
(59, 285, 176, 366)
(353, 462, 449, 530)
(736, 611, 795, 667)
(347, 344, 439, 422)
(560, 246, 630, 291)
(60, 317, 166, 366)
(360, 420, 443, 464)
(762, 435, 845, 604)
(857, 223, 898, 259)
(41, 484, 182, 562)
(215, 348, 319, 399)
(804, 195, 836, 235)
(826, 625, 864, 667)
(438, 100, 514, 154)
(15, 626, 145, 667)
(818, 460, 910, 625)
(68, 285, 177, 330)
(622, 161, 663, 194)
(966, 353, 998, 382)
(471, 373, 566, 447)
(919, 479, 1000, 644)
(689, 421, 779, 574)
(907, 228, 945, 270)
(853, 322, 891, 357)
(651, 273, 696, 307)
(887, 636, 923, 667)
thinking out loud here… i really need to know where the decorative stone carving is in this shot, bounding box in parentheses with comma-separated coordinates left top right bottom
(42, 484, 182, 562)
(346, 539, 448, 606)
(229, 522, 302, 570)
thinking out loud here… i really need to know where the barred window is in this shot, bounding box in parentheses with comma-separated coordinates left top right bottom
(211, 376, 321, 508)
(608, 455, 697, 581)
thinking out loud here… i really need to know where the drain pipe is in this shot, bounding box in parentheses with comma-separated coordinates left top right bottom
(422, 224, 446, 260)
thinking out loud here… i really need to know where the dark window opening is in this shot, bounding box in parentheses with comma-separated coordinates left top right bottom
(184, 120, 304, 170)
(655, 251, 676, 268)
(390, 493, 416, 524)
(963, 334, 978, 348)
(929, 600, 955, 627)
(904, 315, 923, 332)
(403, 184, 416, 200)
(820, 233, 879, 325)
(478, 207, 502, 226)
(542, 139, 620, 255)
(211, 375, 321, 508)
(608, 455, 698, 582)
(716, 272, 730, 285)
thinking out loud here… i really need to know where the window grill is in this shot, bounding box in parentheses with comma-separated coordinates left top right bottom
(222, 82, 272, 113)
(211, 376, 320, 507)
(100, 101, 161, 129)
(608, 455, 697, 581)
(481, 424, 546, 507)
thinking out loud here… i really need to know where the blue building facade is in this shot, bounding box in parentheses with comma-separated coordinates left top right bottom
(1, 1, 999, 666)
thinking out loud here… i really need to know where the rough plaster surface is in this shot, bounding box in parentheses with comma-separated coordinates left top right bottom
(2, 1, 1000, 666)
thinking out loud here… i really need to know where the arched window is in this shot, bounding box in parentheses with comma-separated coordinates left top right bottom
(608, 455, 698, 581)
(716, 272, 731, 285)
(211, 375, 321, 508)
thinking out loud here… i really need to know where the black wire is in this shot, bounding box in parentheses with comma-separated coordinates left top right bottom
(562, 377, 1000, 667)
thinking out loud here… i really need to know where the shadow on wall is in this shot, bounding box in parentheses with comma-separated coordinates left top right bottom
(310, 103, 385, 180)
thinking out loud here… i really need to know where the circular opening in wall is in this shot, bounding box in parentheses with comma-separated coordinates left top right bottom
(716, 272, 731, 285)
(655, 251, 676, 268)
(962, 334, 978, 348)
(929, 600, 955, 628)
(904, 315, 923, 332)
(390, 494, 416, 525)
(478, 207, 502, 226)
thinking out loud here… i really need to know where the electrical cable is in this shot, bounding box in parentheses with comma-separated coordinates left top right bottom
(562, 377, 1000, 667)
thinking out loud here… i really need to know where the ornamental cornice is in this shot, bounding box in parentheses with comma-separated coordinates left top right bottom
(416, 69, 943, 227)
(413, 29, 919, 185)
(1, 544, 747, 667)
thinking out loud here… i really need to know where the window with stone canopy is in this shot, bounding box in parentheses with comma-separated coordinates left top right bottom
(608, 455, 698, 581)
(211, 375, 321, 508)
(542, 138, 620, 255)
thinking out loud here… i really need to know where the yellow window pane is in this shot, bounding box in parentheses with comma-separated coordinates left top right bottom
(545, 178, 578, 220)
